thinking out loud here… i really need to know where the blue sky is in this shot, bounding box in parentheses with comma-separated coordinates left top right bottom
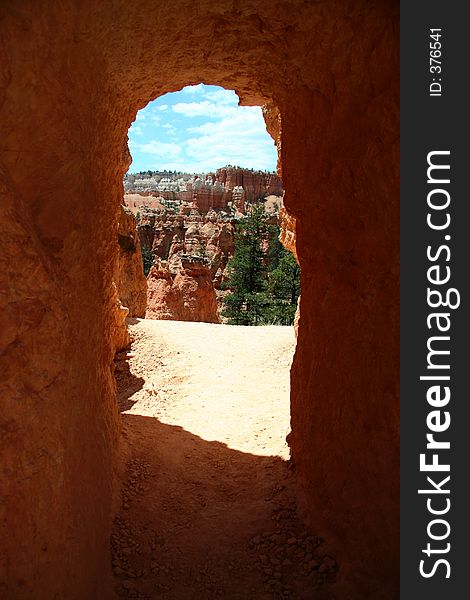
(127, 84, 277, 174)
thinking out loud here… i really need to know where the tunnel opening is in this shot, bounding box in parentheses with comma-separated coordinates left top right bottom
(110, 84, 325, 599)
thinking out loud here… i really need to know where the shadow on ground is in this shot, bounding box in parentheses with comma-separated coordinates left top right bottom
(111, 412, 337, 600)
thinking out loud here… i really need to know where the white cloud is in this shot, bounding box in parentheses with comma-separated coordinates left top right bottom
(129, 124, 143, 135)
(182, 84, 205, 94)
(157, 104, 169, 111)
(137, 140, 182, 158)
(162, 123, 177, 135)
(181, 84, 237, 106)
(187, 108, 265, 136)
(172, 101, 239, 119)
(201, 88, 237, 105)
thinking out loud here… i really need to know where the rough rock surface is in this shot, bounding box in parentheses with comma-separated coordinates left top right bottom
(0, 2, 398, 598)
(216, 166, 282, 201)
(138, 203, 283, 320)
(116, 204, 147, 318)
(137, 208, 236, 288)
(146, 256, 220, 323)
(123, 193, 165, 214)
(124, 167, 282, 213)
(279, 206, 297, 261)
(279, 206, 300, 336)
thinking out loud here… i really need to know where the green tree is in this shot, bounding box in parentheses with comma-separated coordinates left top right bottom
(141, 245, 154, 277)
(267, 234, 285, 271)
(222, 203, 272, 325)
(222, 207, 300, 326)
(266, 250, 300, 325)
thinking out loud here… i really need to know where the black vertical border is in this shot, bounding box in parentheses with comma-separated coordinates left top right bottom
(401, 2, 469, 598)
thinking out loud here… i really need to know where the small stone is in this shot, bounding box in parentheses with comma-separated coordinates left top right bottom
(304, 553, 313, 563)
(322, 555, 336, 569)
(282, 558, 292, 566)
(287, 537, 297, 545)
(253, 535, 261, 545)
(318, 563, 329, 574)
(122, 580, 134, 590)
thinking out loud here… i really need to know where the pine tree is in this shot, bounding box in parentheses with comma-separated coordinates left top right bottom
(222, 203, 271, 325)
(266, 250, 300, 325)
(222, 205, 301, 326)
(141, 245, 154, 277)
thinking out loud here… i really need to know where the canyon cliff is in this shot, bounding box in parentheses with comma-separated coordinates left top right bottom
(116, 204, 147, 318)
(146, 256, 219, 323)
(125, 166, 282, 214)
(112, 204, 148, 351)
(132, 198, 282, 320)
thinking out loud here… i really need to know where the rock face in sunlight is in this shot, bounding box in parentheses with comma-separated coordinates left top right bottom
(124, 167, 282, 213)
(0, 2, 398, 599)
(279, 206, 297, 261)
(116, 204, 147, 317)
(136, 208, 237, 289)
(216, 166, 282, 202)
(135, 202, 282, 318)
(279, 206, 300, 336)
(146, 256, 220, 323)
(111, 204, 147, 352)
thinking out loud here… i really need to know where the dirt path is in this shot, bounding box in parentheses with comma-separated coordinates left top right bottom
(112, 319, 336, 600)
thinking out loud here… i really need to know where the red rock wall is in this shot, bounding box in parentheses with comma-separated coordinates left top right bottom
(216, 167, 282, 201)
(117, 204, 147, 317)
(0, 1, 398, 598)
(146, 259, 220, 323)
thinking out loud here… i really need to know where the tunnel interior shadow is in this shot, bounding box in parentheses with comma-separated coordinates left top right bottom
(111, 411, 337, 600)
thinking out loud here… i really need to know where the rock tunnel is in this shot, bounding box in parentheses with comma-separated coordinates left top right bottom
(0, 1, 399, 598)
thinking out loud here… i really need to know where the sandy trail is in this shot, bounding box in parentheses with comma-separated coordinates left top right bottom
(112, 319, 335, 599)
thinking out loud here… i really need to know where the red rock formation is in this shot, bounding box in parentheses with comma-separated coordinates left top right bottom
(136, 209, 236, 289)
(279, 205, 300, 336)
(125, 168, 282, 215)
(216, 167, 282, 202)
(123, 193, 165, 214)
(0, 2, 398, 598)
(116, 204, 147, 317)
(146, 257, 220, 323)
(279, 206, 297, 261)
(111, 285, 130, 352)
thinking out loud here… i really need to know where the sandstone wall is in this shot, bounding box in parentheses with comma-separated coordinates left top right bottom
(117, 204, 147, 318)
(146, 257, 220, 323)
(0, 1, 398, 598)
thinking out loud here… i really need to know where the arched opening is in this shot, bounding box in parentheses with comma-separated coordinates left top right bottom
(112, 85, 315, 598)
